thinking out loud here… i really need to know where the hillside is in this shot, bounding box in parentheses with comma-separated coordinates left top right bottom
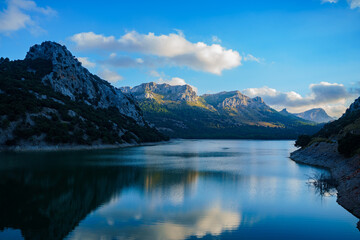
(121, 82, 321, 139)
(294, 96, 360, 157)
(290, 97, 360, 227)
(0, 42, 167, 150)
(294, 108, 334, 123)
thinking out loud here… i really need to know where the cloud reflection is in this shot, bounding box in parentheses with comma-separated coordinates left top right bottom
(69, 205, 241, 240)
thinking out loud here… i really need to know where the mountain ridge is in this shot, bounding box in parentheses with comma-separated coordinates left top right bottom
(293, 108, 334, 123)
(121, 82, 321, 139)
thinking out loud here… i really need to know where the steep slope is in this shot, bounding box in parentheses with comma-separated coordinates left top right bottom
(312, 97, 360, 156)
(26, 42, 143, 122)
(290, 97, 360, 227)
(294, 108, 334, 123)
(122, 82, 321, 139)
(0, 42, 167, 149)
(292, 96, 360, 156)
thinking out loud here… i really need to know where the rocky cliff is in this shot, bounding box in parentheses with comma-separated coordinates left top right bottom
(121, 82, 198, 102)
(203, 91, 267, 110)
(202, 91, 274, 122)
(26, 41, 143, 123)
(0, 42, 167, 150)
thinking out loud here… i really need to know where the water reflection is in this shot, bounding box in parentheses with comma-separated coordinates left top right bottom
(0, 160, 242, 240)
(0, 162, 139, 239)
(0, 140, 358, 240)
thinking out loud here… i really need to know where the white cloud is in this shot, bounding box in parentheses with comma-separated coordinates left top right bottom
(243, 82, 356, 117)
(321, 0, 360, 9)
(348, 0, 360, 9)
(321, 0, 338, 3)
(148, 70, 162, 77)
(70, 31, 242, 75)
(243, 54, 262, 63)
(77, 57, 96, 68)
(212, 36, 221, 43)
(100, 55, 151, 68)
(136, 58, 144, 64)
(158, 77, 198, 93)
(0, 0, 55, 34)
(97, 68, 123, 83)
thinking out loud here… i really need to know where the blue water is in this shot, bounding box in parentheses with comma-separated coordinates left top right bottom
(0, 140, 358, 240)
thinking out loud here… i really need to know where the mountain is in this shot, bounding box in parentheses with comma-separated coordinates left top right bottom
(293, 96, 360, 156)
(121, 82, 198, 102)
(121, 82, 321, 139)
(0, 41, 167, 149)
(313, 96, 360, 156)
(294, 108, 334, 123)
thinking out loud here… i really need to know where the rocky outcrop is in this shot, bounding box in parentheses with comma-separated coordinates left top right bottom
(290, 143, 360, 229)
(121, 82, 198, 102)
(202, 91, 270, 112)
(0, 42, 167, 149)
(294, 108, 334, 123)
(26, 41, 143, 123)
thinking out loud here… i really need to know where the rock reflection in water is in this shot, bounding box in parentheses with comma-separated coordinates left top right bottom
(0, 162, 140, 240)
(0, 155, 244, 240)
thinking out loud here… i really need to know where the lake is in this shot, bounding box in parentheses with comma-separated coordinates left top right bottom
(0, 139, 359, 240)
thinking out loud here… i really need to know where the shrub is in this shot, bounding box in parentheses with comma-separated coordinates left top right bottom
(338, 133, 360, 157)
(295, 134, 312, 148)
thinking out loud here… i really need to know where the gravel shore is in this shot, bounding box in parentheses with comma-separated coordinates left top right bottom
(290, 142, 360, 229)
(0, 141, 169, 152)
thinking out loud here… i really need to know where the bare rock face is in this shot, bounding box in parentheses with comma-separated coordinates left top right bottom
(202, 91, 270, 112)
(121, 82, 199, 102)
(25, 41, 144, 124)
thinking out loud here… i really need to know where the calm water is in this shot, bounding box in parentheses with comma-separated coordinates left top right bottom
(0, 139, 359, 240)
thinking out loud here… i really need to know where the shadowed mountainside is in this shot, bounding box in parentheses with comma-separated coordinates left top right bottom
(0, 42, 167, 149)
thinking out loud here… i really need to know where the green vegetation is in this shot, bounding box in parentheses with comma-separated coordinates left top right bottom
(294, 135, 312, 148)
(338, 133, 360, 157)
(139, 99, 321, 139)
(295, 101, 360, 157)
(0, 58, 167, 147)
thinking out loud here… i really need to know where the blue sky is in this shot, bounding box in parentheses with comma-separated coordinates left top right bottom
(0, 0, 360, 116)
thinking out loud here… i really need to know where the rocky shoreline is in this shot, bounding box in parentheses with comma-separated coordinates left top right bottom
(0, 141, 169, 152)
(290, 142, 360, 229)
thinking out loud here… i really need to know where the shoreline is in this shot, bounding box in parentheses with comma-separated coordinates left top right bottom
(0, 138, 298, 153)
(290, 142, 360, 230)
(0, 140, 170, 153)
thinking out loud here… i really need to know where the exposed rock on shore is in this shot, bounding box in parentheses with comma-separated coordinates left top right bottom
(290, 142, 360, 229)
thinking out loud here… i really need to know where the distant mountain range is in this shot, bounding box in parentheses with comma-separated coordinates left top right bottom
(121, 82, 321, 139)
(280, 108, 334, 123)
(0, 42, 167, 149)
